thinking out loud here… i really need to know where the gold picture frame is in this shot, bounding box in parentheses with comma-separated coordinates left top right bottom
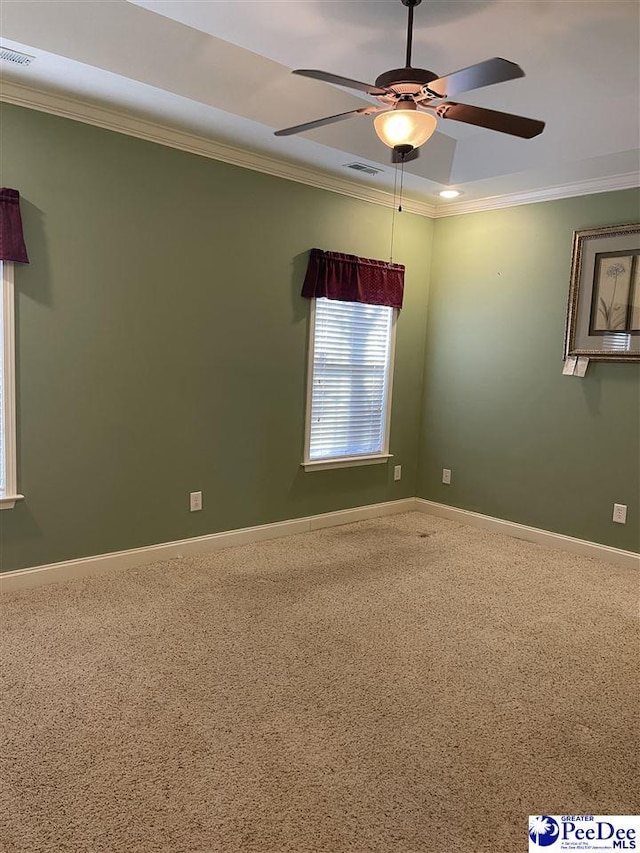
(564, 223, 640, 362)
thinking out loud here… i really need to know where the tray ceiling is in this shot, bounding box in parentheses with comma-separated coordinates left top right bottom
(0, 0, 638, 209)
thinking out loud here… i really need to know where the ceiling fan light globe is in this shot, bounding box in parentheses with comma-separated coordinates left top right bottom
(374, 109, 437, 149)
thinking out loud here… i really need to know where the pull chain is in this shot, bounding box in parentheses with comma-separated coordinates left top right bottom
(389, 159, 399, 263)
(389, 154, 408, 262)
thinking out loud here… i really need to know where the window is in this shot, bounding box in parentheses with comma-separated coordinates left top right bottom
(0, 261, 21, 509)
(303, 297, 396, 471)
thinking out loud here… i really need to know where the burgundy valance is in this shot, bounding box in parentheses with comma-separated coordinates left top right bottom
(0, 188, 29, 263)
(302, 248, 404, 309)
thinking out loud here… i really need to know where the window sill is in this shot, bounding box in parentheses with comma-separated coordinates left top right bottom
(302, 454, 392, 472)
(0, 494, 24, 510)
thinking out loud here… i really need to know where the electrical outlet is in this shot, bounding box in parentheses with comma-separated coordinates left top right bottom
(394, 465, 402, 481)
(612, 503, 627, 524)
(442, 468, 452, 485)
(190, 491, 203, 512)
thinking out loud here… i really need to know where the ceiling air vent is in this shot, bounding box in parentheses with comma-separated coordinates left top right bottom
(344, 162, 383, 177)
(0, 47, 35, 66)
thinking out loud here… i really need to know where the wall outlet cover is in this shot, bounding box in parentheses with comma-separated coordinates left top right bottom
(442, 468, 452, 485)
(612, 503, 627, 524)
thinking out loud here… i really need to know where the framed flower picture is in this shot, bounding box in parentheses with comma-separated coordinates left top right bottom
(564, 223, 640, 362)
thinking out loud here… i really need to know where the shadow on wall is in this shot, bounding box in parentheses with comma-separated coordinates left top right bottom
(16, 199, 52, 308)
(290, 251, 310, 325)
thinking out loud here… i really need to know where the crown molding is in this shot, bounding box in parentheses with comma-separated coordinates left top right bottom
(1, 81, 636, 219)
(433, 172, 640, 217)
(0, 81, 436, 218)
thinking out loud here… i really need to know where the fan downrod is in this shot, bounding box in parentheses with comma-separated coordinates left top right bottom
(400, 0, 423, 68)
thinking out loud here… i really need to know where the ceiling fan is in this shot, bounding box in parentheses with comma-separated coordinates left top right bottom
(275, 0, 545, 163)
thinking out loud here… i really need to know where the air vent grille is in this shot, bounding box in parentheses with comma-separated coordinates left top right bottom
(344, 162, 383, 176)
(0, 47, 34, 66)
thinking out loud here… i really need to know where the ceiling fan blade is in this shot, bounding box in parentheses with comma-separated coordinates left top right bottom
(392, 147, 420, 164)
(292, 69, 389, 96)
(435, 102, 545, 138)
(425, 58, 525, 98)
(274, 106, 383, 137)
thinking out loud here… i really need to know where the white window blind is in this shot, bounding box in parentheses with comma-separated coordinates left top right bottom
(0, 261, 21, 508)
(306, 297, 394, 462)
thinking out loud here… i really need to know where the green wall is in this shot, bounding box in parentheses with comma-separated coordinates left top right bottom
(0, 103, 432, 572)
(418, 190, 640, 551)
(1, 102, 638, 572)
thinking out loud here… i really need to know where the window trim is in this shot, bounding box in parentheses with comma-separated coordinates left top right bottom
(302, 297, 397, 472)
(0, 261, 23, 509)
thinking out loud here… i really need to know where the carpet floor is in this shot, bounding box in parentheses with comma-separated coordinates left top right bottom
(1, 512, 638, 853)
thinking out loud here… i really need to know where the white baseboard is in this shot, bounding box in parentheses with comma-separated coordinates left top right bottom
(416, 499, 639, 570)
(0, 498, 417, 592)
(3, 497, 637, 592)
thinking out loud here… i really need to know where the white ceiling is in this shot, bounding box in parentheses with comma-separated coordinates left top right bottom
(1, 0, 638, 208)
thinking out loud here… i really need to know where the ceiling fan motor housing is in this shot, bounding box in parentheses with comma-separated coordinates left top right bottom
(375, 67, 439, 94)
